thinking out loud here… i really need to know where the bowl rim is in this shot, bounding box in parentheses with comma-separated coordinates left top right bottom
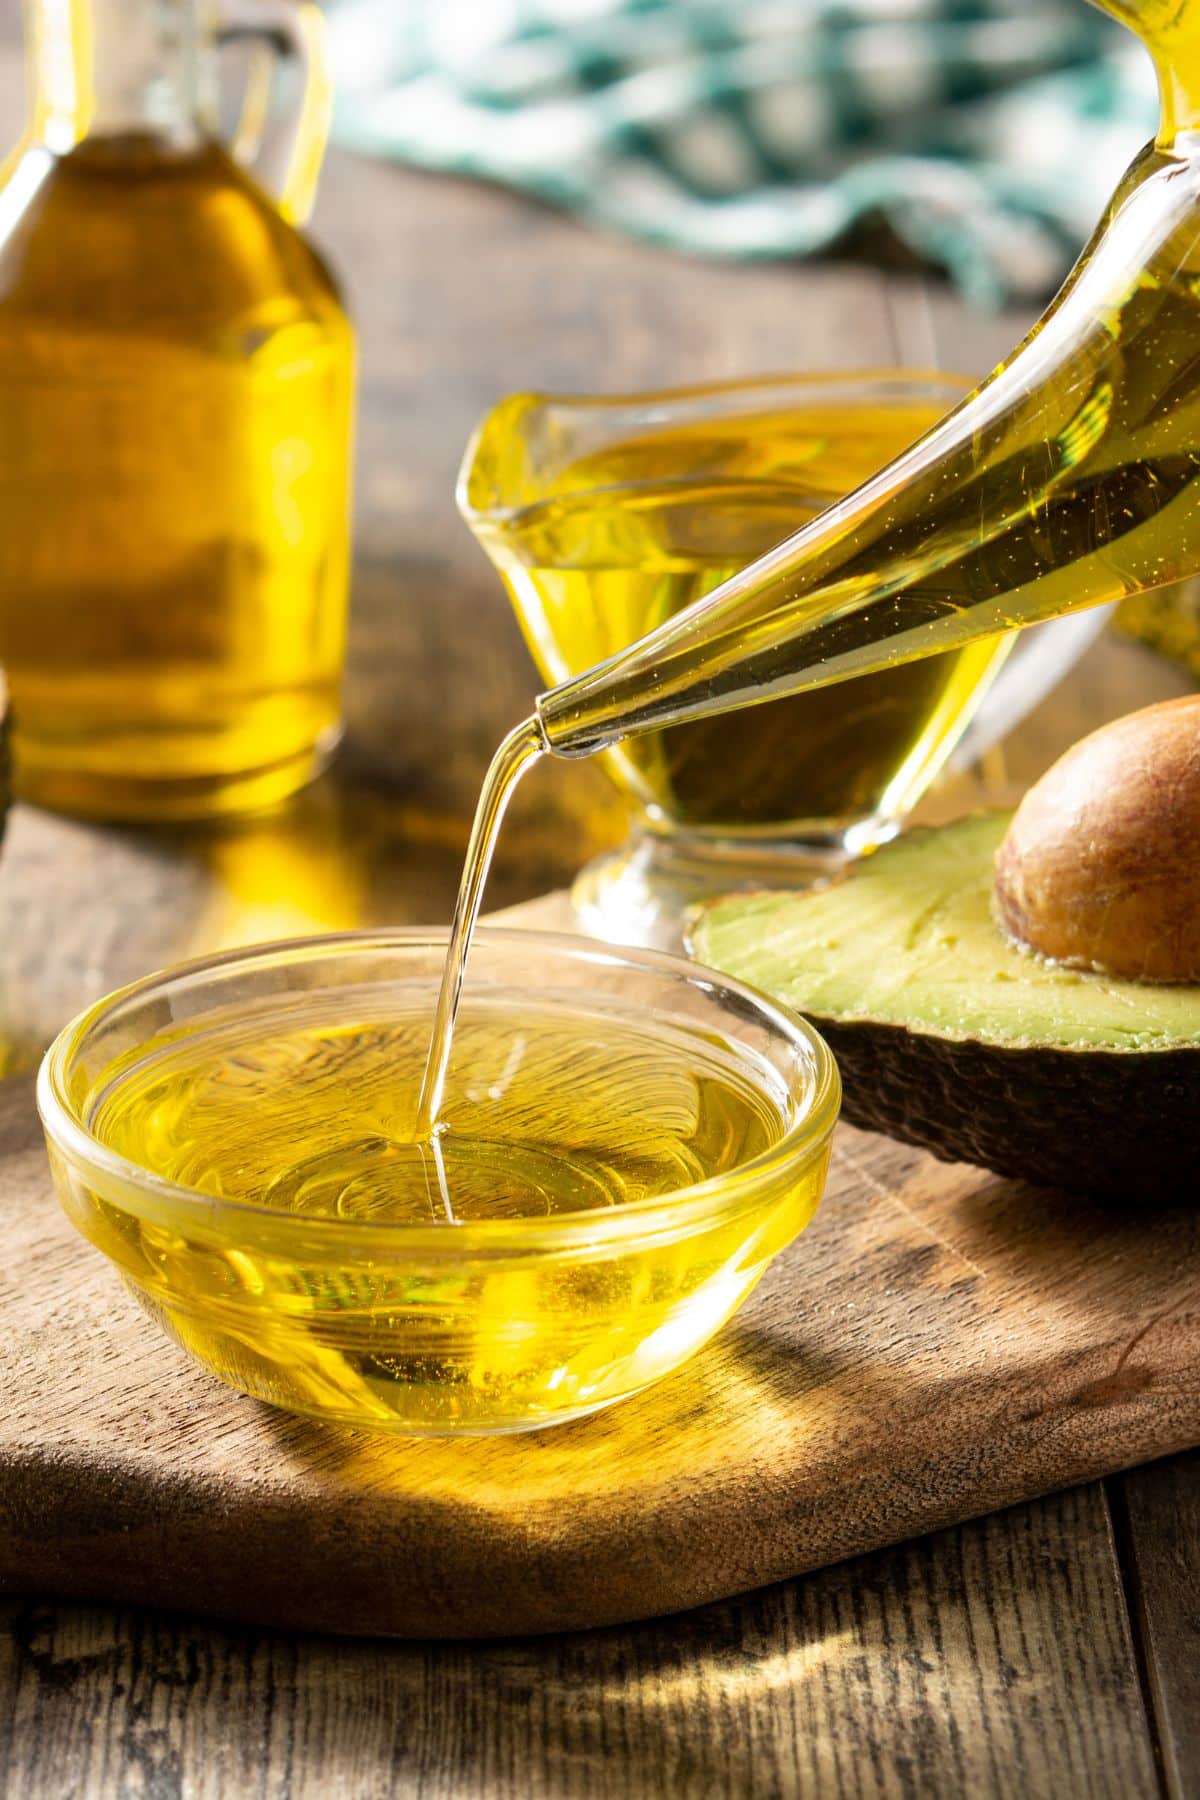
(455, 365, 976, 529)
(36, 925, 841, 1251)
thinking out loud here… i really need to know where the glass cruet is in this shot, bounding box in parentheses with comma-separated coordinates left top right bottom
(0, 0, 355, 821)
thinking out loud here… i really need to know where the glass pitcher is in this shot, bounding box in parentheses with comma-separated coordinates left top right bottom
(462, 372, 1109, 944)
(0, 0, 355, 820)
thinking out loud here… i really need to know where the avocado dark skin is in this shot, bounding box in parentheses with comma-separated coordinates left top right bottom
(692, 812, 1200, 1197)
(812, 1017, 1200, 1195)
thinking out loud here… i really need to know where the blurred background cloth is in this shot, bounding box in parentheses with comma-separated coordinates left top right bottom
(326, 0, 1156, 305)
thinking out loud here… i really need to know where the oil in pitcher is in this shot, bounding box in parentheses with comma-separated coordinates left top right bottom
(0, 0, 355, 820)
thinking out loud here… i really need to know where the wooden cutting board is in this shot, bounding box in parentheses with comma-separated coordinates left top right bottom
(2, 899, 1199, 1640)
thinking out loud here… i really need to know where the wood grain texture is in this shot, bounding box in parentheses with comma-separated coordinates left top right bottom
(1116, 1454, 1200, 1800)
(2, 1048, 1198, 1640)
(0, 1485, 1160, 1800)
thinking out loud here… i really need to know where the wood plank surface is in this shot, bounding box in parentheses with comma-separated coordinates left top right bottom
(3, 1035, 1199, 1640)
(1116, 1454, 1200, 1800)
(0, 1485, 1160, 1800)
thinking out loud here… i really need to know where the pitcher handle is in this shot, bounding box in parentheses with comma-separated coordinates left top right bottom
(215, 0, 332, 223)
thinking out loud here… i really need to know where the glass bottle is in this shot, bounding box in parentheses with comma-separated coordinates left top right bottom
(534, 0, 1200, 760)
(0, 0, 355, 820)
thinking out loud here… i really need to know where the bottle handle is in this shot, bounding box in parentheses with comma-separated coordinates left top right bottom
(215, 0, 332, 223)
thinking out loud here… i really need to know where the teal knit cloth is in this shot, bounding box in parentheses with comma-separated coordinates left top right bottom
(326, 0, 1156, 304)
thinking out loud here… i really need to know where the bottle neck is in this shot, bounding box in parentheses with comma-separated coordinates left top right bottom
(26, 0, 215, 151)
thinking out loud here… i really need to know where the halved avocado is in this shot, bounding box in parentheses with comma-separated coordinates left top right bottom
(692, 813, 1200, 1194)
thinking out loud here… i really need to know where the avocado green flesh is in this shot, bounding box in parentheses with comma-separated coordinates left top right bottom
(694, 812, 1200, 1054)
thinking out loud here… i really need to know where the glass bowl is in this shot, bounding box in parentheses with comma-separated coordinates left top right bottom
(37, 929, 840, 1436)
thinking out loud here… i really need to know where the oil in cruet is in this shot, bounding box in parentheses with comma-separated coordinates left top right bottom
(0, 0, 354, 820)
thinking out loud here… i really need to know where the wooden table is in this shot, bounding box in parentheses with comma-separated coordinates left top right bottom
(0, 47, 1197, 1800)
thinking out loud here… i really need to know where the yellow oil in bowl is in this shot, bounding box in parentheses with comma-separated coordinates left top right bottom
(38, 930, 839, 1434)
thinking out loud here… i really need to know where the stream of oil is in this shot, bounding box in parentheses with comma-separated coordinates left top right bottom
(414, 716, 544, 1139)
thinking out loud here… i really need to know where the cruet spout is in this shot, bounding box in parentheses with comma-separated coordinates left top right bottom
(537, 70, 1200, 758)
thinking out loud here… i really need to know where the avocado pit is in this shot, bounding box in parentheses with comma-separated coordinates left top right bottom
(994, 694, 1200, 984)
